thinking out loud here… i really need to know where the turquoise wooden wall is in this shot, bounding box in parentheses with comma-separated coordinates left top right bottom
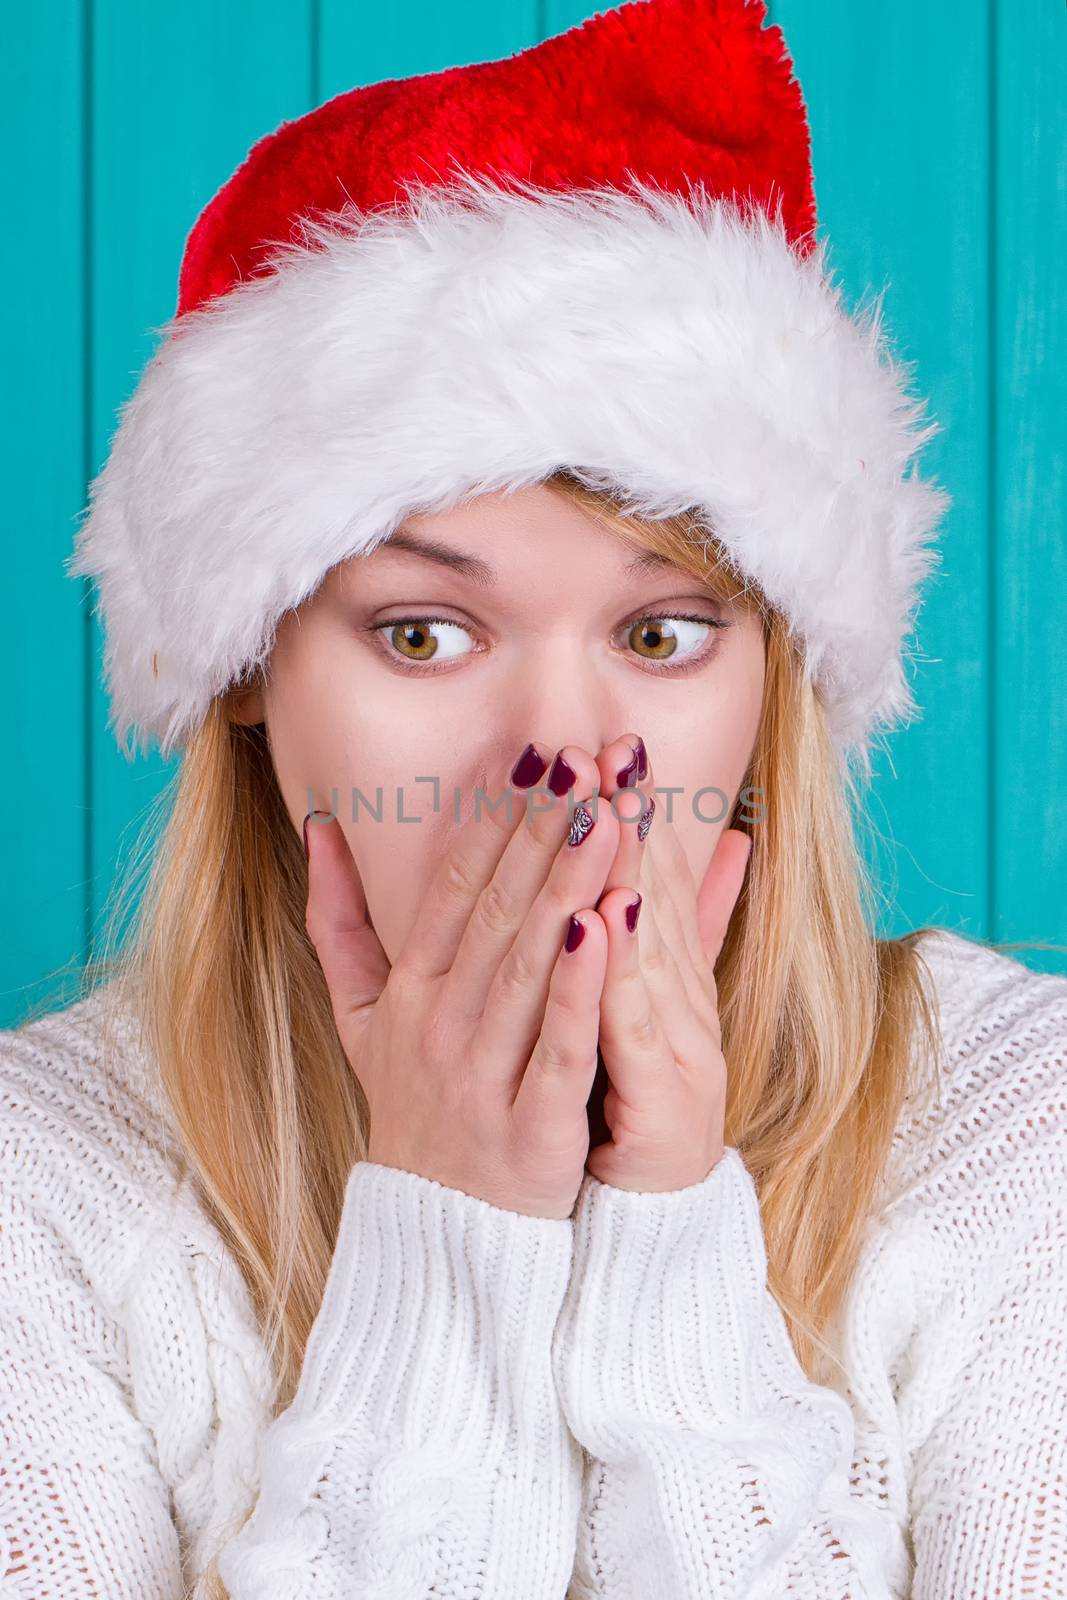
(3, 2, 1064, 1028)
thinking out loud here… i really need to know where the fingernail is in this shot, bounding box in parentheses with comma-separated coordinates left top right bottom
(636, 737, 649, 781)
(636, 796, 656, 842)
(565, 913, 586, 953)
(547, 751, 577, 796)
(511, 742, 549, 788)
(617, 736, 648, 788)
(303, 809, 328, 862)
(567, 800, 596, 848)
(625, 894, 642, 933)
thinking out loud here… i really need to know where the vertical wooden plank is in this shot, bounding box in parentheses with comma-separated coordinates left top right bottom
(772, 1, 992, 943)
(0, 3, 88, 1027)
(993, 1, 1067, 970)
(88, 1, 316, 964)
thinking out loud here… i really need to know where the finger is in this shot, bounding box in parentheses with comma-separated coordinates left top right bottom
(595, 886, 674, 1106)
(446, 742, 612, 1023)
(303, 809, 392, 1031)
(512, 908, 608, 1132)
(601, 880, 713, 1062)
(624, 741, 712, 986)
(393, 740, 554, 983)
(592, 736, 704, 1010)
(593, 732, 652, 898)
(639, 813, 721, 1026)
(695, 827, 752, 970)
(472, 770, 621, 1073)
(607, 776, 670, 991)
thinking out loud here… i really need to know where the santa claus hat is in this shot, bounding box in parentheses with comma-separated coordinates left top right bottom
(66, 0, 951, 778)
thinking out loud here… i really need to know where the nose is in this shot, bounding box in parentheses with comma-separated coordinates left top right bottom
(497, 638, 623, 775)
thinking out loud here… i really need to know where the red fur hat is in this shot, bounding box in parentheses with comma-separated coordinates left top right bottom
(67, 0, 951, 777)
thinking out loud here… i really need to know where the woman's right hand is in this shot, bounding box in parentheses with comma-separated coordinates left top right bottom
(302, 742, 621, 1220)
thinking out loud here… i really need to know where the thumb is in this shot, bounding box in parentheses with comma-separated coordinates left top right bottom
(695, 827, 752, 972)
(303, 810, 392, 1031)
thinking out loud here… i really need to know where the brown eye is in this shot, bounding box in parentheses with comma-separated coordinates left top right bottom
(373, 616, 477, 669)
(628, 619, 680, 660)
(628, 615, 719, 664)
(617, 612, 730, 674)
(390, 621, 438, 661)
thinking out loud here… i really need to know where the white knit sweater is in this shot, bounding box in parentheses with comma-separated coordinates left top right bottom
(0, 926, 1065, 1598)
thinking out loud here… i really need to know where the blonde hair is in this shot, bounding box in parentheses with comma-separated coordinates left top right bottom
(27, 468, 1055, 1595)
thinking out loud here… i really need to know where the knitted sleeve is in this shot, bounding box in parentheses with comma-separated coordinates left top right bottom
(216, 1161, 582, 1597)
(552, 1148, 907, 1599)
(0, 1150, 583, 1599)
(552, 1117, 1067, 1600)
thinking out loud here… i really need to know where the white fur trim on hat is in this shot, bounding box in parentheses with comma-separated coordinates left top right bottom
(67, 172, 951, 776)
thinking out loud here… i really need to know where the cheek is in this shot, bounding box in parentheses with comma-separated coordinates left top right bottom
(267, 628, 454, 827)
(667, 639, 764, 873)
(345, 807, 460, 964)
(268, 687, 482, 964)
(669, 751, 748, 882)
(260, 618, 497, 963)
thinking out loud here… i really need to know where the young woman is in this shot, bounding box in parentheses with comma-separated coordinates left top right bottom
(3, 2, 1065, 1596)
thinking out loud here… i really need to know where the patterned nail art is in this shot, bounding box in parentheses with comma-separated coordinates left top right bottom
(636, 796, 656, 842)
(568, 801, 596, 848)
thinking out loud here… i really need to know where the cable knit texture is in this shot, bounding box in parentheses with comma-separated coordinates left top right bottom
(0, 926, 1064, 1596)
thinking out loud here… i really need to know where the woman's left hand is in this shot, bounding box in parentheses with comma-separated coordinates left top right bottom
(585, 733, 752, 1193)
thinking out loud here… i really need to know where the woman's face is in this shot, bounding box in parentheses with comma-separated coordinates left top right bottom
(234, 483, 766, 959)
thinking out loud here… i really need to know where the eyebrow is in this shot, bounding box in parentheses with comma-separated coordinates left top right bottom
(378, 531, 683, 586)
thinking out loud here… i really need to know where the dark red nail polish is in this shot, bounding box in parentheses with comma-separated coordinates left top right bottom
(565, 914, 586, 953)
(302, 811, 312, 862)
(547, 751, 577, 796)
(617, 744, 641, 788)
(511, 743, 549, 787)
(636, 737, 649, 780)
(625, 894, 642, 933)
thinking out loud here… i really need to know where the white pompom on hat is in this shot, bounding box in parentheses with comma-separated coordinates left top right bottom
(67, 0, 951, 778)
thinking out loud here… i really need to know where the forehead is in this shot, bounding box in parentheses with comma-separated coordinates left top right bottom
(361, 527, 684, 587)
